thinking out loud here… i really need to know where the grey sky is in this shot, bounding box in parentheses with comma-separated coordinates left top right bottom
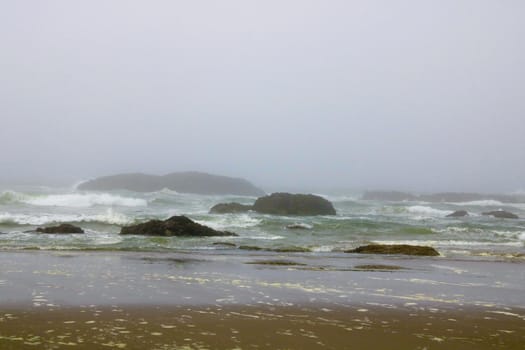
(1, 1, 524, 192)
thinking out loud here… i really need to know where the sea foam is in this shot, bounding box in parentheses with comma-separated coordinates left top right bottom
(0, 209, 132, 226)
(407, 206, 450, 217)
(22, 193, 147, 208)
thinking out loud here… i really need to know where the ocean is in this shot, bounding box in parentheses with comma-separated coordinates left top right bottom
(1, 185, 524, 261)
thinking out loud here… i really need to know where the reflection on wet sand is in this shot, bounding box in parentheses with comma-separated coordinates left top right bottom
(0, 250, 524, 349)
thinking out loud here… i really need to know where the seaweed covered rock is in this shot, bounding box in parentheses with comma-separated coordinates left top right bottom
(209, 202, 253, 214)
(36, 224, 84, 234)
(120, 216, 237, 237)
(446, 210, 469, 217)
(482, 210, 518, 219)
(346, 244, 439, 256)
(252, 193, 336, 216)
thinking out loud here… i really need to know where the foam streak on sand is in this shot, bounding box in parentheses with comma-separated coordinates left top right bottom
(0, 251, 523, 349)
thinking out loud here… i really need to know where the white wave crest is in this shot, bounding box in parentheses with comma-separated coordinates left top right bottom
(450, 200, 504, 206)
(407, 206, 450, 217)
(0, 191, 28, 204)
(519, 232, 525, 242)
(373, 239, 523, 247)
(0, 209, 132, 226)
(22, 193, 147, 208)
(195, 214, 262, 230)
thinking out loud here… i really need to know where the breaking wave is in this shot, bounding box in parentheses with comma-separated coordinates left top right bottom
(0, 209, 133, 226)
(0, 191, 147, 208)
(406, 206, 450, 217)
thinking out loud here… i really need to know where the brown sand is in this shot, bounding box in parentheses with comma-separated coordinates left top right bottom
(1, 304, 524, 349)
(0, 250, 524, 349)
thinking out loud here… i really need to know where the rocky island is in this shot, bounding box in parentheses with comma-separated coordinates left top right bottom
(78, 171, 265, 196)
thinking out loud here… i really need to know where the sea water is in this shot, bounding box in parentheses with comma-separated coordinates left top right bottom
(0, 186, 524, 261)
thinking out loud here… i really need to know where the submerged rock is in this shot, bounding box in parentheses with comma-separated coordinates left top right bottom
(446, 210, 469, 217)
(120, 216, 237, 237)
(286, 223, 313, 230)
(36, 224, 84, 234)
(345, 244, 439, 256)
(212, 242, 237, 247)
(209, 202, 253, 214)
(481, 210, 519, 219)
(353, 264, 405, 271)
(246, 260, 307, 266)
(252, 193, 336, 216)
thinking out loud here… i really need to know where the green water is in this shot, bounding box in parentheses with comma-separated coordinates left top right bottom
(0, 187, 524, 260)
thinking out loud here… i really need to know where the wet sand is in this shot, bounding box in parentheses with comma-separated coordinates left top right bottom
(1, 250, 524, 349)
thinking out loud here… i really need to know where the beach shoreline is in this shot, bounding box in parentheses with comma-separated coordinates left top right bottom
(1, 250, 524, 348)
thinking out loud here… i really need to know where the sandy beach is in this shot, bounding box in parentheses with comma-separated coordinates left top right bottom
(1, 250, 524, 349)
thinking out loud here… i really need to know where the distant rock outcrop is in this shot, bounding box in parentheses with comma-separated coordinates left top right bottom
(36, 224, 84, 234)
(209, 202, 253, 214)
(252, 193, 336, 216)
(446, 210, 469, 217)
(78, 172, 265, 196)
(345, 244, 439, 256)
(120, 215, 237, 237)
(210, 193, 336, 216)
(481, 210, 519, 219)
(362, 191, 525, 203)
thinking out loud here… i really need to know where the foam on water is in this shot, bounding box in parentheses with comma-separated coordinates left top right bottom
(373, 239, 523, 247)
(0, 208, 132, 226)
(406, 206, 450, 217)
(23, 193, 147, 208)
(0, 191, 28, 204)
(449, 200, 504, 206)
(196, 214, 262, 230)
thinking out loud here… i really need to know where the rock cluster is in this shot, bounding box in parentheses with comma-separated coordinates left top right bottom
(210, 193, 336, 216)
(345, 244, 439, 256)
(36, 224, 84, 234)
(120, 215, 236, 237)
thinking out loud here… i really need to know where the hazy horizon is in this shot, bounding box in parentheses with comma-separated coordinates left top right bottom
(2, 1, 524, 193)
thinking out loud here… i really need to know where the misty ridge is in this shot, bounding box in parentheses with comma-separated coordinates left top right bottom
(75, 171, 525, 204)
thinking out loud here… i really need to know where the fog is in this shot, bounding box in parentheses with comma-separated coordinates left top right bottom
(1, 1, 524, 193)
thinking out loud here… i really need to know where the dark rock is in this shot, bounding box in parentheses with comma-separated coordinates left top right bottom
(286, 223, 313, 230)
(246, 260, 306, 266)
(209, 202, 253, 214)
(270, 246, 312, 253)
(36, 224, 84, 234)
(345, 244, 439, 256)
(446, 210, 469, 217)
(238, 245, 311, 253)
(78, 171, 265, 196)
(252, 193, 336, 216)
(353, 264, 405, 271)
(120, 216, 237, 237)
(212, 242, 237, 247)
(482, 210, 519, 219)
(362, 191, 525, 203)
(239, 245, 263, 251)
